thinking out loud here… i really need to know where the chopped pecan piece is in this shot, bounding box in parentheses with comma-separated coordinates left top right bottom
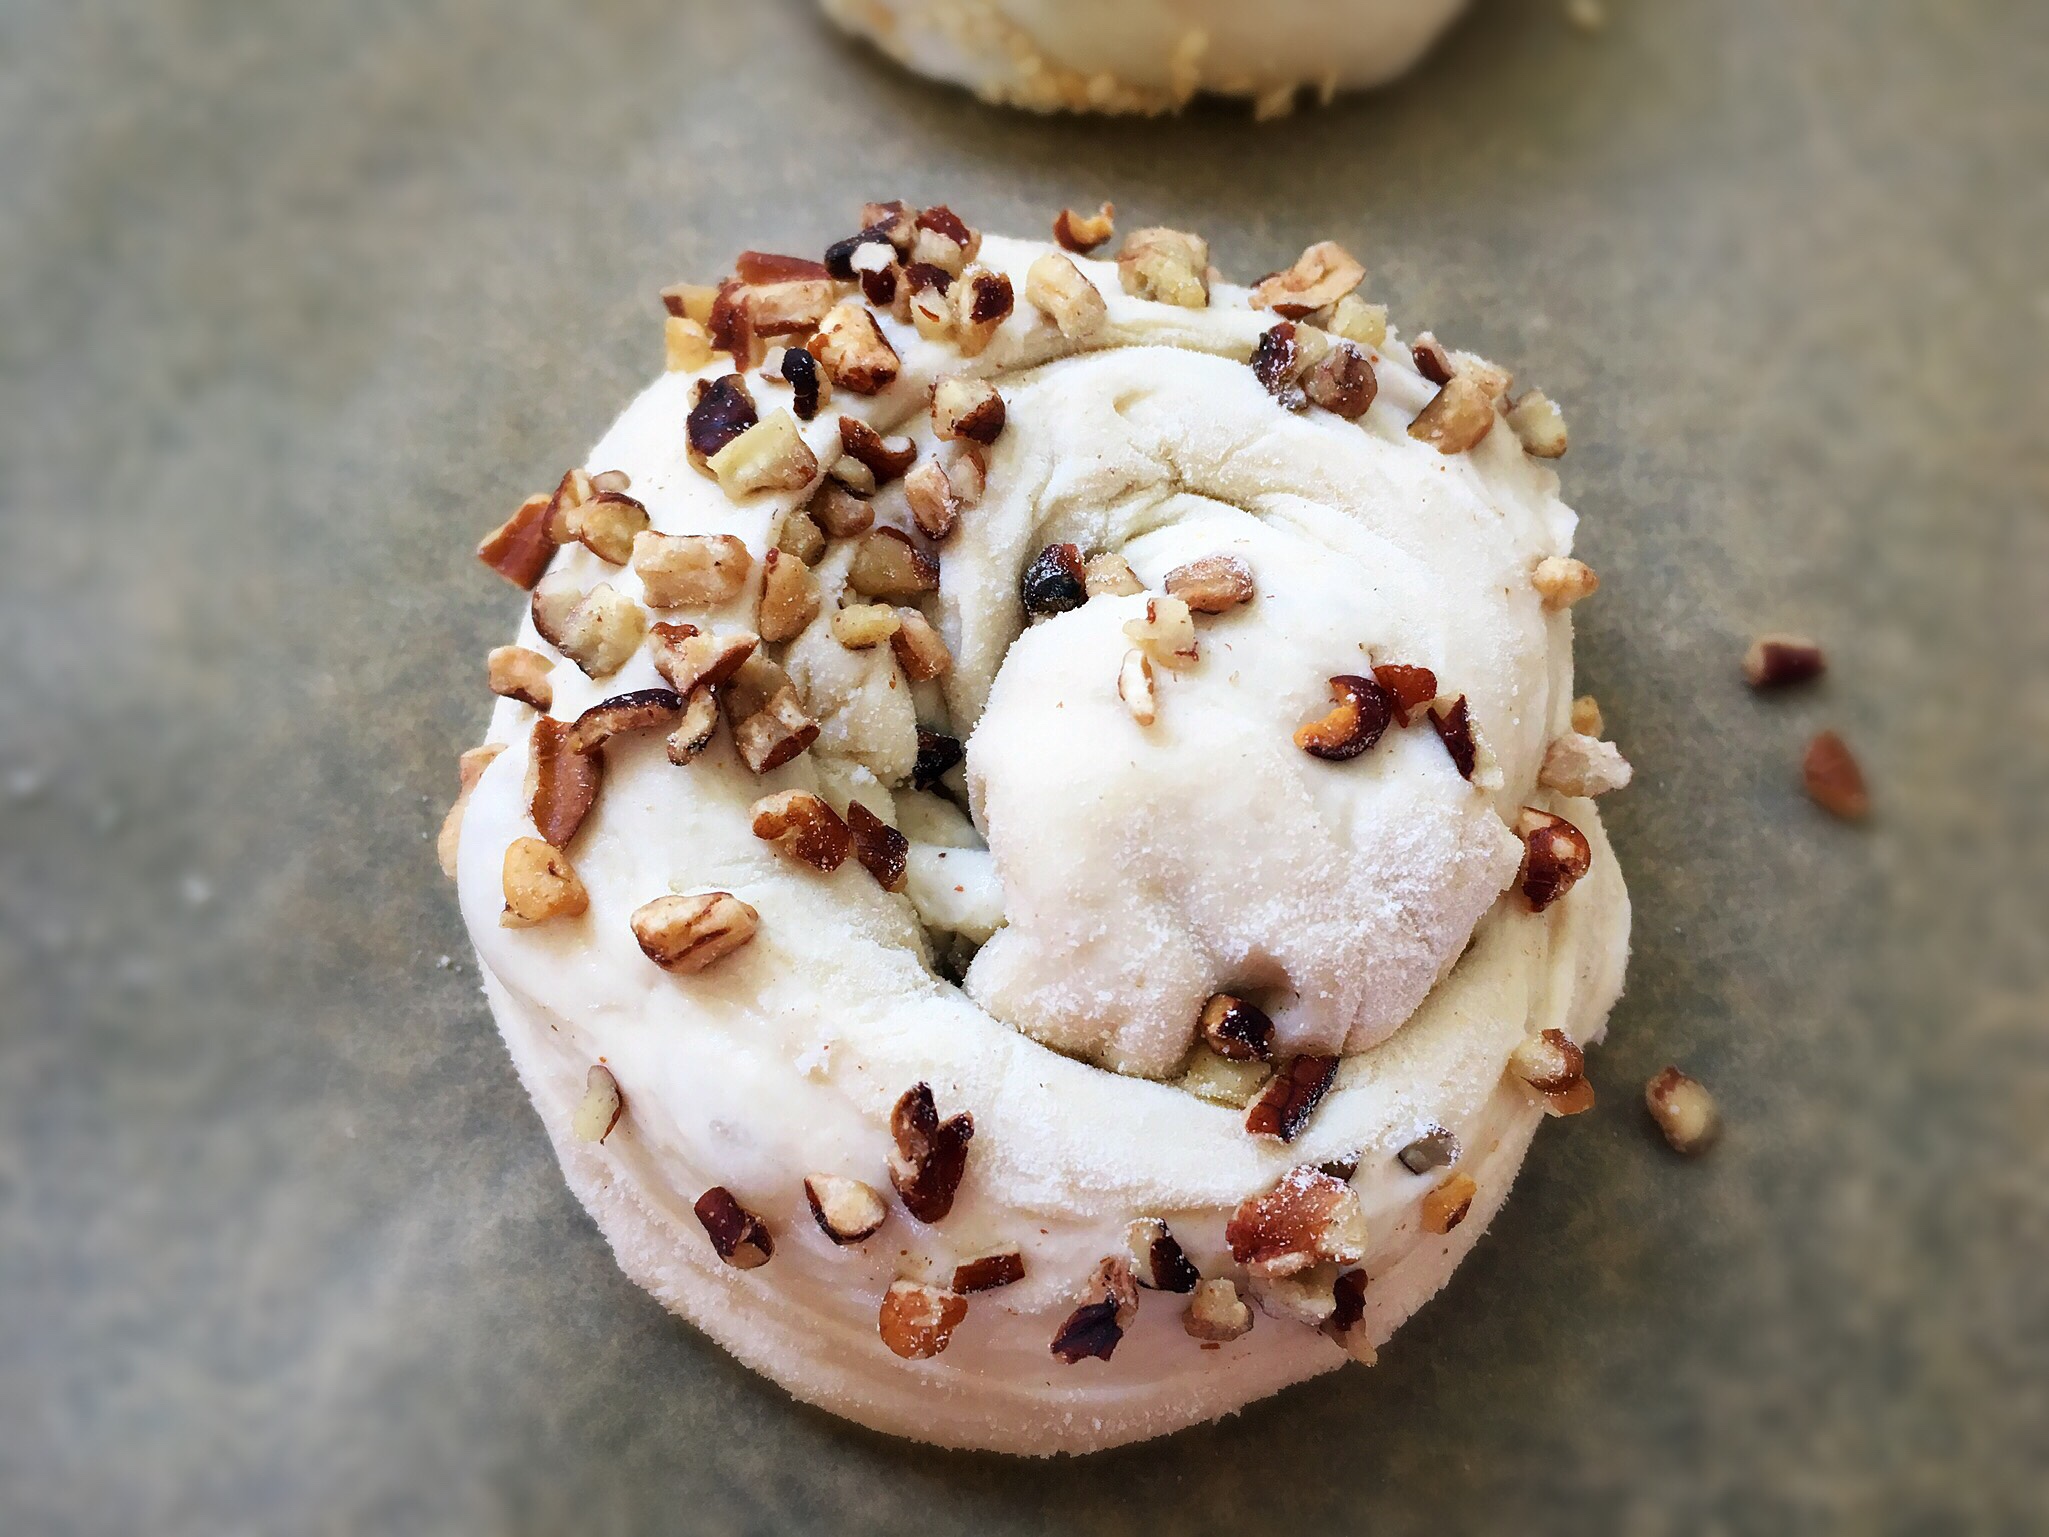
(1397, 1127, 1459, 1174)
(850, 241, 900, 309)
(1421, 1171, 1478, 1235)
(1507, 390, 1569, 457)
(756, 548, 821, 642)
(1084, 551, 1143, 597)
(561, 490, 649, 566)
(1051, 1257, 1139, 1363)
(847, 527, 940, 599)
(1507, 1027, 1586, 1095)
(1184, 1278, 1254, 1343)
(694, 1186, 772, 1268)
(665, 315, 714, 373)
(666, 685, 721, 765)
(1178, 1044, 1273, 1108)
(803, 1174, 887, 1243)
(1053, 202, 1115, 253)
(1516, 807, 1593, 910)
(1539, 732, 1633, 797)
(571, 1063, 624, 1143)
(706, 279, 756, 366)
(1025, 251, 1109, 340)
(775, 507, 826, 564)
(477, 493, 557, 589)
(487, 645, 554, 710)
(1328, 1269, 1373, 1359)
(550, 583, 646, 678)
(1324, 294, 1388, 349)
(631, 891, 760, 972)
(811, 482, 876, 538)
(1021, 542, 1087, 616)
(903, 459, 964, 541)
(912, 729, 964, 790)
(952, 1249, 1026, 1293)
(831, 602, 900, 651)
(1294, 675, 1394, 761)
(1200, 993, 1275, 1061)
(890, 608, 952, 681)
(889, 1082, 973, 1223)
(633, 532, 753, 609)
(931, 376, 1006, 444)
(735, 248, 834, 282)
(1117, 648, 1157, 726)
(437, 742, 506, 879)
(1803, 730, 1870, 819)
(910, 204, 980, 274)
(878, 1280, 967, 1359)
(1164, 553, 1255, 614)
(824, 227, 894, 279)
(1543, 1078, 1598, 1118)
(836, 416, 916, 483)
(1645, 1066, 1721, 1155)
(563, 688, 685, 754)
(1116, 226, 1210, 308)
(1409, 374, 1496, 454)
(750, 789, 851, 871)
(809, 304, 900, 394)
(500, 836, 589, 927)
(686, 374, 758, 465)
(1429, 695, 1478, 779)
(706, 410, 818, 499)
(648, 622, 758, 696)
(859, 200, 915, 251)
(1532, 555, 1599, 610)
(847, 802, 908, 891)
(1250, 321, 1304, 402)
(1744, 633, 1827, 688)
(950, 268, 1014, 356)
(778, 344, 825, 420)
(1412, 332, 1456, 385)
(526, 717, 603, 847)
(743, 278, 839, 337)
(1245, 1055, 1340, 1142)
(1226, 1165, 1368, 1277)
(1251, 241, 1366, 318)
(1304, 342, 1378, 419)
(1571, 694, 1604, 736)
(660, 282, 716, 324)
(729, 682, 818, 774)
(1126, 1219, 1200, 1293)
(1123, 594, 1198, 669)
(1371, 663, 1439, 727)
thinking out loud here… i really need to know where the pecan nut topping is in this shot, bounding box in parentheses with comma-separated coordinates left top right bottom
(888, 1082, 974, 1224)
(1515, 807, 1593, 911)
(694, 1186, 772, 1269)
(1244, 1054, 1339, 1141)
(1294, 675, 1394, 761)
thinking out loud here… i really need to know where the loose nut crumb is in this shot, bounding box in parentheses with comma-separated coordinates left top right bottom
(1245, 1055, 1340, 1142)
(1803, 730, 1870, 819)
(1421, 1171, 1478, 1234)
(889, 1082, 974, 1223)
(665, 316, 714, 373)
(686, 374, 758, 466)
(571, 1064, 624, 1143)
(1507, 1027, 1586, 1095)
(1084, 552, 1143, 597)
(913, 728, 964, 790)
(500, 836, 589, 927)
(750, 789, 851, 871)
(832, 602, 902, 650)
(1025, 251, 1109, 340)
(437, 742, 505, 878)
(847, 802, 909, 892)
(1533, 555, 1599, 609)
(1123, 594, 1198, 669)
(477, 494, 557, 589)
(1323, 294, 1389, 349)
(1744, 634, 1827, 688)
(633, 532, 754, 609)
(1227, 1165, 1368, 1276)
(837, 416, 917, 483)
(1053, 202, 1115, 253)
(526, 717, 603, 848)
(1570, 694, 1605, 736)
(1539, 732, 1634, 797)
(694, 1186, 772, 1268)
(1304, 342, 1378, 418)
(952, 1249, 1026, 1293)
(931, 376, 1006, 444)
(1507, 390, 1569, 457)
(563, 688, 685, 755)
(803, 1174, 887, 1244)
(1516, 807, 1594, 911)
(1429, 695, 1479, 780)
(878, 1280, 968, 1359)
(809, 304, 900, 394)
(1251, 241, 1367, 318)
(756, 548, 821, 643)
(1397, 1127, 1459, 1174)
(1294, 675, 1394, 760)
(1645, 1066, 1721, 1155)
(1409, 375, 1497, 453)
(1543, 1077, 1598, 1117)
(1117, 648, 1157, 726)
(903, 459, 963, 541)
(1116, 226, 1210, 308)
(848, 527, 940, 599)
(1126, 1219, 1200, 1293)
(1371, 663, 1439, 727)
(1184, 1278, 1254, 1343)
(1021, 542, 1088, 616)
(1051, 1256, 1139, 1363)
(1164, 553, 1255, 613)
(890, 608, 952, 681)
(706, 410, 818, 499)
(648, 623, 758, 696)
(488, 645, 554, 710)
(950, 267, 1015, 356)
(1178, 1044, 1273, 1108)
(631, 891, 759, 972)
(811, 482, 876, 538)
(1200, 993, 1275, 1061)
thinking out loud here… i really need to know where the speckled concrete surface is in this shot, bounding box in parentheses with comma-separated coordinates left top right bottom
(2, 0, 2045, 1531)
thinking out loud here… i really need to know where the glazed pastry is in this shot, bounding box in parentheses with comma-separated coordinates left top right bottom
(817, 0, 1471, 115)
(446, 201, 1631, 1454)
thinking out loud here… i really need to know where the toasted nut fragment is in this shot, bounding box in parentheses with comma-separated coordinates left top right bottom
(1126, 1219, 1200, 1293)
(1051, 1256, 1140, 1363)
(686, 374, 758, 464)
(1429, 695, 1479, 779)
(950, 267, 1015, 357)
(1164, 553, 1255, 614)
(859, 199, 915, 251)
(1543, 1078, 1598, 1117)
(1507, 390, 1569, 457)
(1516, 807, 1594, 911)
(777, 344, 826, 421)
(1117, 648, 1157, 726)
(706, 410, 818, 499)
(666, 686, 721, 765)
(1184, 1278, 1254, 1343)
(832, 602, 902, 649)
(539, 464, 597, 541)
(905, 265, 955, 341)
(633, 532, 754, 609)
(571, 1063, 624, 1143)
(1421, 1171, 1479, 1235)
(810, 483, 876, 539)
(756, 548, 821, 643)
(1371, 663, 1439, 727)
(847, 527, 940, 599)
(953, 1249, 1026, 1293)
(1411, 332, 1456, 385)
(1294, 675, 1394, 761)
(1409, 374, 1497, 453)
(847, 802, 909, 892)
(1123, 595, 1199, 670)
(931, 376, 1006, 444)
(437, 742, 506, 878)
(1533, 555, 1599, 609)
(1571, 694, 1605, 736)
(527, 717, 603, 848)
(500, 836, 589, 927)
(889, 1082, 974, 1223)
(1744, 633, 1827, 688)
(564, 688, 685, 755)
(1227, 1165, 1368, 1277)
(1200, 993, 1275, 1062)
(1178, 1044, 1273, 1108)
(694, 1186, 772, 1268)
(1324, 294, 1389, 349)
(1024, 251, 1109, 340)
(878, 1280, 968, 1359)
(824, 226, 893, 278)
(705, 279, 756, 366)
(1803, 730, 1870, 819)
(913, 728, 964, 790)
(750, 789, 851, 871)
(1398, 1127, 1459, 1174)
(837, 416, 916, 483)
(660, 282, 717, 325)
(774, 508, 827, 566)
(664, 315, 714, 373)
(1253, 1264, 1342, 1325)
(631, 891, 759, 972)
(735, 250, 833, 284)
(1508, 1027, 1586, 1095)
(1540, 732, 1633, 797)
(804, 1174, 887, 1244)
(809, 304, 900, 394)
(1053, 201, 1115, 253)
(1251, 241, 1367, 319)
(561, 490, 649, 566)
(1117, 226, 1210, 307)
(890, 609, 952, 681)
(903, 459, 963, 541)
(555, 583, 646, 678)
(910, 204, 980, 274)
(477, 494, 558, 589)
(1021, 542, 1087, 616)
(1250, 321, 1305, 403)
(1645, 1066, 1721, 1155)
(648, 623, 759, 696)
(529, 570, 581, 648)
(851, 246, 900, 310)
(487, 646, 554, 710)
(1084, 551, 1143, 597)
(1245, 1054, 1340, 1142)
(730, 685, 819, 774)
(1301, 341, 1378, 419)
(743, 277, 839, 337)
